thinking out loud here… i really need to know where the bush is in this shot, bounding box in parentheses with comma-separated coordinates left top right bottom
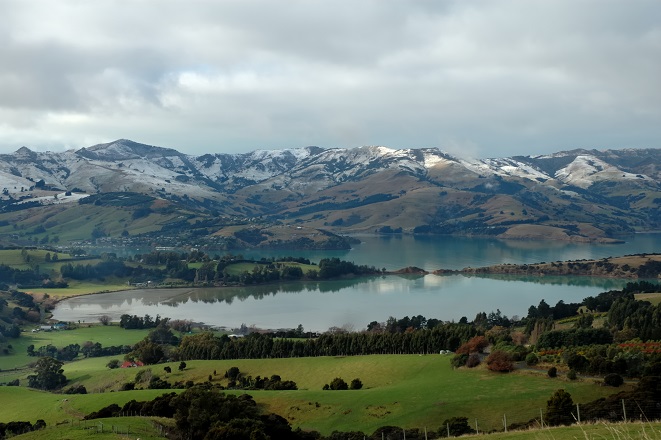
(604, 373, 624, 387)
(567, 369, 577, 381)
(328, 377, 348, 390)
(451, 353, 469, 368)
(525, 352, 539, 366)
(349, 378, 363, 390)
(455, 336, 489, 355)
(486, 350, 514, 372)
(546, 389, 574, 426)
(466, 353, 481, 368)
(439, 416, 475, 436)
(548, 366, 557, 378)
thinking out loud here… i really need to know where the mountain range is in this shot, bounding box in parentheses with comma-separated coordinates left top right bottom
(1, 139, 660, 247)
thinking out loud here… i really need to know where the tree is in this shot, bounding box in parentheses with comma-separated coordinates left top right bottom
(106, 359, 120, 369)
(604, 373, 624, 387)
(164, 366, 172, 374)
(98, 315, 111, 326)
(328, 377, 348, 390)
(546, 389, 575, 426)
(548, 366, 558, 378)
(349, 378, 363, 390)
(27, 357, 67, 390)
(440, 417, 475, 436)
(178, 361, 187, 371)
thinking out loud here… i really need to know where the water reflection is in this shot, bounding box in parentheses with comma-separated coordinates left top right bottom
(55, 234, 661, 330)
(54, 274, 628, 331)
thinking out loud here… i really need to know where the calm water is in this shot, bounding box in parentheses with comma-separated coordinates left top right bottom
(54, 234, 661, 331)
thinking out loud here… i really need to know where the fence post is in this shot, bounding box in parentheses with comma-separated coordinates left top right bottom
(475, 418, 479, 435)
(403, 428, 406, 440)
(577, 403, 581, 424)
(424, 427, 428, 440)
(503, 414, 507, 432)
(447, 422, 450, 437)
(540, 408, 544, 428)
(622, 399, 627, 423)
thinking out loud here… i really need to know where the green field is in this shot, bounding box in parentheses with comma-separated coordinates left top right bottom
(1, 352, 622, 435)
(0, 326, 151, 372)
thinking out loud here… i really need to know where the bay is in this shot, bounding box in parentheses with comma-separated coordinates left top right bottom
(53, 234, 661, 331)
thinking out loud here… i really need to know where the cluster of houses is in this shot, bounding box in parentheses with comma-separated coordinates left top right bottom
(31, 323, 67, 332)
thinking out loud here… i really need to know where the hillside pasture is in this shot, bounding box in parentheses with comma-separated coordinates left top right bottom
(45, 355, 622, 435)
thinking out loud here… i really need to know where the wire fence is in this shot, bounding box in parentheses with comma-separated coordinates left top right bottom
(43, 398, 661, 439)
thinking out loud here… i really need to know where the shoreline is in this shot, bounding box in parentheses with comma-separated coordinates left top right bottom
(40, 253, 661, 309)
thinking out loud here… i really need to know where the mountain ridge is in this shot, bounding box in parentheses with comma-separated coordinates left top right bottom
(1, 139, 660, 246)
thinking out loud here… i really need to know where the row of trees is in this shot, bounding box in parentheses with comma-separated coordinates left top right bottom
(177, 324, 478, 361)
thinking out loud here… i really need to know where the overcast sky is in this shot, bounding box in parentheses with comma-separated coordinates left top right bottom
(1, 0, 659, 158)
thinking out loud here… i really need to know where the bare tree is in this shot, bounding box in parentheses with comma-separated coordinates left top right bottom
(98, 315, 111, 326)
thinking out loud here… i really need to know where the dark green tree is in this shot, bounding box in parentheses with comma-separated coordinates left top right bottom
(439, 416, 475, 436)
(328, 377, 348, 390)
(27, 356, 67, 390)
(546, 389, 575, 426)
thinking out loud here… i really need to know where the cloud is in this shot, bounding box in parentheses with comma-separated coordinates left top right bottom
(0, 0, 659, 157)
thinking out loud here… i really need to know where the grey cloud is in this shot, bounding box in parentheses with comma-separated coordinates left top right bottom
(0, 0, 659, 157)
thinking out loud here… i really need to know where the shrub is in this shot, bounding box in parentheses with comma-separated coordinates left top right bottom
(349, 378, 363, 390)
(64, 384, 87, 394)
(328, 377, 348, 390)
(546, 389, 574, 426)
(548, 366, 557, 378)
(486, 350, 514, 372)
(525, 352, 539, 366)
(567, 369, 577, 381)
(451, 353, 469, 368)
(604, 373, 624, 387)
(455, 336, 489, 355)
(466, 353, 481, 368)
(439, 416, 475, 436)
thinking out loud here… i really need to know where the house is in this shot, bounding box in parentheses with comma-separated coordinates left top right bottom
(120, 360, 145, 368)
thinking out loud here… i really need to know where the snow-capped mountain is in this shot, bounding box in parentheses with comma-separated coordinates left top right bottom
(1, 139, 659, 241)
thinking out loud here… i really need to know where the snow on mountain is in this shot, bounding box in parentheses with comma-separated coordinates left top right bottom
(554, 155, 649, 188)
(0, 140, 657, 214)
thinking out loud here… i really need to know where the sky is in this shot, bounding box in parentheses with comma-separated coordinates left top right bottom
(1, 0, 659, 158)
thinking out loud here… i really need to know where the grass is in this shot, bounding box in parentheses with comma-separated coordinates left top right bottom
(459, 421, 661, 440)
(0, 348, 654, 437)
(636, 293, 661, 306)
(16, 354, 622, 435)
(12, 416, 168, 440)
(0, 325, 151, 372)
(33, 279, 133, 298)
(223, 261, 318, 275)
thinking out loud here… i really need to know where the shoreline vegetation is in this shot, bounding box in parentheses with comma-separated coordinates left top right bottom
(0, 249, 661, 306)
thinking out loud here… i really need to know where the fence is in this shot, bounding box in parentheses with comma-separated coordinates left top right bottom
(43, 397, 661, 439)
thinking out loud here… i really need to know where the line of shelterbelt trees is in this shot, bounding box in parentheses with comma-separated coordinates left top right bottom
(168, 281, 661, 375)
(20, 281, 661, 378)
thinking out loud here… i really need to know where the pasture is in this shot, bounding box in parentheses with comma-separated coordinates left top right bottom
(2, 352, 622, 435)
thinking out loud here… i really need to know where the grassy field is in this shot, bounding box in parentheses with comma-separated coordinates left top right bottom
(0, 326, 151, 372)
(224, 261, 318, 275)
(34, 279, 133, 298)
(11, 416, 169, 440)
(0, 353, 621, 435)
(636, 292, 661, 306)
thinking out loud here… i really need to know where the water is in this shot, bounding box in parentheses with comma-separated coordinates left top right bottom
(238, 233, 661, 271)
(53, 234, 661, 331)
